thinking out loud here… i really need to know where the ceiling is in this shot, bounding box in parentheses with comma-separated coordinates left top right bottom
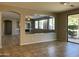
(2, 12, 20, 19)
(1, 2, 79, 13)
(2, 2, 79, 19)
(2, 12, 51, 19)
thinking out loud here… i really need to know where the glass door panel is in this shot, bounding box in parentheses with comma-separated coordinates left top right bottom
(68, 14, 79, 43)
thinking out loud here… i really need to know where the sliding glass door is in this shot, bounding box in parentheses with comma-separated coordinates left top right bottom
(68, 14, 79, 43)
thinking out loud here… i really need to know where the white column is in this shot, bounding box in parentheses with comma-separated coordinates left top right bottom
(0, 12, 2, 48)
(19, 14, 25, 45)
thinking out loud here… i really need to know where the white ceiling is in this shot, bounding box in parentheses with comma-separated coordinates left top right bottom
(1, 2, 79, 12)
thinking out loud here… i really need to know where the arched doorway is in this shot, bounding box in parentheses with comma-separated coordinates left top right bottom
(2, 11, 20, 48)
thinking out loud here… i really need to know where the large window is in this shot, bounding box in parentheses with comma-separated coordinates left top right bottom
(39, 20, 47, 29)
(49, 18, 55, 30)
(35, 17, 55, 31)
(35, 21, 39, 29)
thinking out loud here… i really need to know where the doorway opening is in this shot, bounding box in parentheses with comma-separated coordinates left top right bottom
(68, 14, 79, 43)
(4, 20, 12, 35)
(24, 14, 56, 45)
(2, 11, 20, 48)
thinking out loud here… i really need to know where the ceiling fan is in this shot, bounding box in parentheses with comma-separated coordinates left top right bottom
(60, 2, 74, 7)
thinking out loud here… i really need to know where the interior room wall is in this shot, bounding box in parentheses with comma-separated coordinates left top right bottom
(21, 33, 56, 45)
(56, 13, 68, 42)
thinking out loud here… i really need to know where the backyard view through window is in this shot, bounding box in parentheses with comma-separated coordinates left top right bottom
(35, 17, 55, 30)
(68, 14, 79, 43)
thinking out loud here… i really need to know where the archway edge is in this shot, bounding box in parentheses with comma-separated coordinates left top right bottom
(1, 9, 26, 46)
(1, 10, 22, 47)
(1, 10, 22, 16)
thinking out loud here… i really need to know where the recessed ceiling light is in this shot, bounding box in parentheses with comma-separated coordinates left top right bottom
(60, 2, 74, 7)
(60, 2, 70, 5)
(63, 2, 69, 5)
